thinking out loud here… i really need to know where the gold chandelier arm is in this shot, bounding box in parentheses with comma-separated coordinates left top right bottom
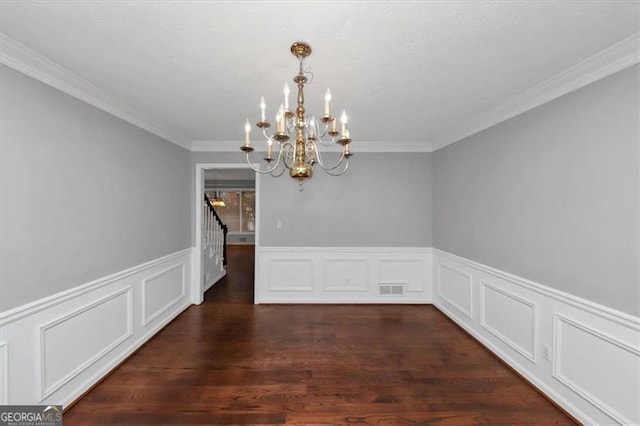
(239, 42, 353, 186)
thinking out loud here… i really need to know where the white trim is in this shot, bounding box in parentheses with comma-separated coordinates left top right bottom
(378, 258, 427, 293)
(54, 297, 191, 409)
(38, 287, 133, 401)
(432, 32, 640, 150)
(268, 258, 315, 292)
(434, 249, 640, 331)
(0, 33, 187, 148)
(253, 171, 261, 304)
(553, 314, 640, 426)
(141, 263, 187, 326)
(2, 31, 637, 154)
(0, 342, 8, 405)
(204, 269, 227, 292)
(257, 247, 432, 303)
(194, 163, 255, 304)
(436, 262, 473, 319)
(0, 30, 432, 155)
(433, 248, 640, 425)
(435, 301, 598, 425)
(479, 279, 538, 363)
(323, 258, 369, 292)
(260, 246, 434, 254)
(0, 248, 192, 326)
(190, 140, 434, 153)
(0, 248, 193, 407)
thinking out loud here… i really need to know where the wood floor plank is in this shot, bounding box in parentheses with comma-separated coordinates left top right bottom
(63, 245, 576, 425)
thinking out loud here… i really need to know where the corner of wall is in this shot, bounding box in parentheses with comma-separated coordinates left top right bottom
(432, 248, 640, 425)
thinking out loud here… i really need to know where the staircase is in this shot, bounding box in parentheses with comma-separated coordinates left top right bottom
(202, 194, 227, 289)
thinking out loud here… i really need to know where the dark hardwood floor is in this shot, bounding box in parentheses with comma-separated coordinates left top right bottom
(64, 245, 576, 425)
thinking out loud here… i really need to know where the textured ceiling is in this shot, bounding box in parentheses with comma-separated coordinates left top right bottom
(1, 1, 639, 149)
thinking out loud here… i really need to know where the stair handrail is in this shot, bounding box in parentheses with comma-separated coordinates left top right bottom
(204, 194, 228, 266)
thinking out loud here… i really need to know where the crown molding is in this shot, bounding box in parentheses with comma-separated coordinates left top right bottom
(432, 32, 640, 151)
(0, 33, 189, 149)
(4, 29, 636, 155)
(190, 140, 434, 153)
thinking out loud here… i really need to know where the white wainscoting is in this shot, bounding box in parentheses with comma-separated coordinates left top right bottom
(38, 287, 133, 401)
(256, 247, 432, 303)
(0, 248, 194, 408)
(433, 249, 640, 426)
(0, 341, 7, 405)
(437, 263, 473, 319)
(142, 263, 186, 326)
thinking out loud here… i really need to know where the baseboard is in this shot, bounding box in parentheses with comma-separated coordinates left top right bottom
(255, 247, 433, 304)
(0, 248, 194, 407)
(204, 269, 227, 292)
(433, 248, 640, 425)
(3, 245, 636, 423)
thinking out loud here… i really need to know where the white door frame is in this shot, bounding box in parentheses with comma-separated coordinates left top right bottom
(193, 163, 260, 305)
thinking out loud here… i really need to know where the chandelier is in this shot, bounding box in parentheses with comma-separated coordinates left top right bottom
(211, 193, 225, 208)
(240, 41, 353, 190)
(209, 173, 226, 207)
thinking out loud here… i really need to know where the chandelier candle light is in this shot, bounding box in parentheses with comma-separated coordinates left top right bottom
(240, 41, 353, 190)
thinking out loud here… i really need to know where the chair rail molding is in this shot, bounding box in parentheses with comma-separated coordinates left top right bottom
(433, 248, 640, 425)
(0, 248, 194, 407)
(256, 246, 433, 304)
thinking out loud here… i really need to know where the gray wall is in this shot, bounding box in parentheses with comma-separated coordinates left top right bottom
(191, 152, 433, 247)
(434, 65, 639, 316)
(1, 65, 192, 312)
(260, 153, 433, 247)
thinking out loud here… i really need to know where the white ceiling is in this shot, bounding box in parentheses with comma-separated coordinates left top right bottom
(1, 1, 639, 151)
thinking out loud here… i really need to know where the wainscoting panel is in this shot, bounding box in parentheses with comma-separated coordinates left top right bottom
(480, 280, 537, 363)
(0, 342, 7, 405)
(39, 288, 133, 400)
(437, 262, 473, 319)
(553, 314, 640, 425)
(379, 259, 426, 293)
(142, 263, 186, 326)
(433, 249, 640, 425)
(323, 258, 368, 292)
(0, 248, 194, 408)
(257, 247, 432, 303)
(269, 258, 314, 292)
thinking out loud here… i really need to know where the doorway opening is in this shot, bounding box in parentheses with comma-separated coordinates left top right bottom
(194, 163, 259, 305)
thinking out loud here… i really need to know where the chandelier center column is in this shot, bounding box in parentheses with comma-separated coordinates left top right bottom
(240, 41, 352, 186)
(290, 73, 312, 182)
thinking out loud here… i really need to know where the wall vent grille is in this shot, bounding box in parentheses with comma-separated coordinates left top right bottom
(379, 284, 405, 295)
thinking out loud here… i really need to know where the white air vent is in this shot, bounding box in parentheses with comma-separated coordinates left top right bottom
(379, 284, 405, 295)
